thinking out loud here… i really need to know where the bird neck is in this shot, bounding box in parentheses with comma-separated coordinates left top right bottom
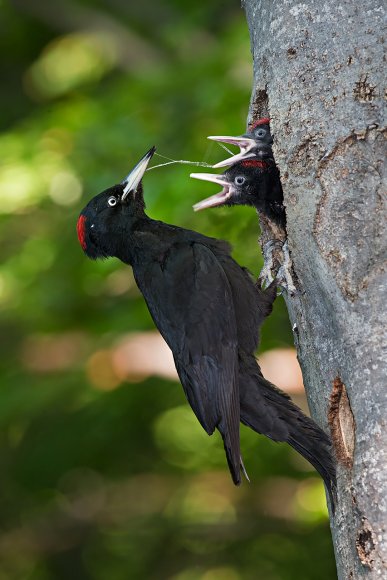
(128, 188, 146, 217)
(113, 213, 155, 266)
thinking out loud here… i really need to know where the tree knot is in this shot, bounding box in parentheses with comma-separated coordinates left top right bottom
(356, 517, 376, 569)
(328, 376, 355, 467)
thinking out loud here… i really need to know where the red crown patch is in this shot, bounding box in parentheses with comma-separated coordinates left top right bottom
(77, 215, 87, 250)
(249, 117, 270, 130)
(241, 160, 269, 169)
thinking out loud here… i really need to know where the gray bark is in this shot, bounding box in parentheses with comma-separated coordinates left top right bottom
(242, 1, 386, 578)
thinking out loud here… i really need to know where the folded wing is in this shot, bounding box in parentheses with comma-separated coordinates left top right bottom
(135, 242, 242, 484)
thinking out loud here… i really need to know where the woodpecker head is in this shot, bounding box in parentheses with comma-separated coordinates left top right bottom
(208, 118, 273, 168)
(191, 159, 272, 211)
(247, 118, 272, 142)
(77, 146, 155, 259)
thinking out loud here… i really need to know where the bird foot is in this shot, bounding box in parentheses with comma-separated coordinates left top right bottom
(276, 240, 299, 296)
(258, 239, 284, 289)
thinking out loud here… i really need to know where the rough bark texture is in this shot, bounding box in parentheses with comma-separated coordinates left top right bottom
(242, 1, 386, 578)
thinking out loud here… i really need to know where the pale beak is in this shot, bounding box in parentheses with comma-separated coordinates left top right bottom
(207, 135, 257, 168)
(121, 146, 156, 200)
(190, 173, 232, 211)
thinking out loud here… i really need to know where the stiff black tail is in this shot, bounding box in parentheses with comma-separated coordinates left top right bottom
(239, 359, 337, 510)
(216, 381, 244, 487)
(286, 420, 337, 510)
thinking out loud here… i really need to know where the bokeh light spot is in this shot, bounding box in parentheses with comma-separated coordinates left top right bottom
(171, 567, 241, 580)
(166, 477, 236, 525)
(293, 479, 328, 522)
(259, 348, 304, 394)
(86, 349, 121, 391)
(112, 331, 177, 382)
(26, 32, 117, 99)
(49, 170, 83, 206)
(154, 406, 224, 471)
(21, 332, 88, 373)
(0, 163, 41, 213)
(39, 127, 74, 156)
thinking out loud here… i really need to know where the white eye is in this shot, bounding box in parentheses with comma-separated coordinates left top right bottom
(108, 196, 117, 207)
(235, 176, 245, 186)
(256, 129, 266, 137)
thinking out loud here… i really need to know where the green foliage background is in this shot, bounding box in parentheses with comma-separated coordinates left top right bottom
(0, 1, 335, 578)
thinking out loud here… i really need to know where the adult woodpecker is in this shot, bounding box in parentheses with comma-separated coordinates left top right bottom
(77, 147, 336, 504)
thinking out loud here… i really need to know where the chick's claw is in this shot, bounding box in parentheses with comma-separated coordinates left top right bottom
(258, 239, 284, 289)
(276, 240, 299, 296)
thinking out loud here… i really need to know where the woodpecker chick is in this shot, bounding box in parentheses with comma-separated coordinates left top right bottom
(209, 118, 273, 168)
(191, 158, 286, 228)
(190, 159, 298, 293)
(194, 119, 298, 294)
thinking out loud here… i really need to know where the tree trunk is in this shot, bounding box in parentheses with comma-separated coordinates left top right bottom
(242, 1, 386, 578)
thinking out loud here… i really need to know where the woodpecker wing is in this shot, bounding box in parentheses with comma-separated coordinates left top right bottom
(133, 241, 242, 484)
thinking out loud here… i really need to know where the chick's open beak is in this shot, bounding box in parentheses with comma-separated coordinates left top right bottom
(208, 135, 256, 168)
(190, 173, 233, 211)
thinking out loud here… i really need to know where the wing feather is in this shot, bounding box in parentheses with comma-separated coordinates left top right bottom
(134, 241, 241, 483)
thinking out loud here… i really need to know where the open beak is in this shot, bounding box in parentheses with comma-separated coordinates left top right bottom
(208, 135, 256, 168)
(190, 173, 232, 211)
(121, 146, 156, 200)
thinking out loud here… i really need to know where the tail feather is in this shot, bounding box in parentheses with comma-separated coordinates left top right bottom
(239, 359, 337, 510)
(287, 433, 337, 510)
(220, 434, 242, 486)
(217, 380, 243, 486)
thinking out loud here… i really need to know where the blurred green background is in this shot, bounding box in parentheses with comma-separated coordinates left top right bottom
(0, 1, 336, 579)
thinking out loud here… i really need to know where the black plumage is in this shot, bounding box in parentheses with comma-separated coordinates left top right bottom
(191, 158, 286, 228)
(77, 147, 336, 504)
(193, 117, 285, 227)
(208, 118, 274, 168)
